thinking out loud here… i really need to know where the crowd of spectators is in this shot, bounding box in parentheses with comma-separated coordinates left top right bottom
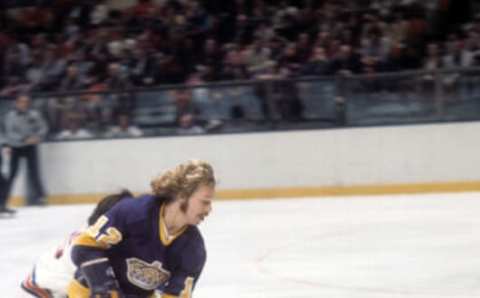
(0, 0, 477, 97)
(0, 0, 477, 137)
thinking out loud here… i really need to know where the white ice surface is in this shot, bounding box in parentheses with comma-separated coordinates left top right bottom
(1, 192, 480, 298)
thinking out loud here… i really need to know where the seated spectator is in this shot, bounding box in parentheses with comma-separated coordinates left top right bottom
(422, 43, 442, 95)
(128, 47, 154, 86)
(105, 62, 132, 90)
(24, 50, 45, 91)
(301, 47, 331, 76)
(176, 113, 205, 135)
(90, 0, 109, 26)
(104, 62, 135, 115)
(221, 45, 250, 80)
(442, 36, 462, 86)
(295, 33, 312, 64)
(0, 0, 476, 99)
(173, 89, 201, 125)
(2, 46, 28, 85)
(59, 65, 86, 92)
(197, 38, 223, 81)
(56, 113, 94, 140)
(245, 40, 273, 76)
(80, 74, 110, 131)
(104, 113, 143, 138)
(42, 45, 66, 91)
(329, 44, 362, 75)
(272, 66, 304, 121)
(278, 42, 304, 75)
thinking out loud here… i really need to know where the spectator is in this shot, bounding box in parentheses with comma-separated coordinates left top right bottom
(4, 94, 48, 206)
(24, 50, 45, 91)
(80, 75, 110, 131)
(329, 44, 362, 75)
(55, 112, 94, 140)
(0, 0, 477, 97)
(173, 89, 201, 126)
(442, 36, 465, 99)
(59, 64, 85, 92)
(253, 63, 278, 120)
(383, 42, 409, 72)
(2, 46, 27, 84)
(295, 33, 312, 64)
(461, 31, 480, 67)
(422, 42, 442, 94)
(272, 66, 304, 121)
(176, 113, 205, 135)
(105, 62, 132, 91)
(90, 0, 109, 26)
(234, 14, 256, 45)
(104, 62, 135, 116)
(128, 46, 154, 86)
(278, 42, 303, 74)
(245, 39, 273, 76)
(197, 38, 224, 81)
(42, 45, 67, 91)
(301, 46, 331, 76)
(104, 113, 143, 138)
(221, 45, 249, 80)
(359, 56, 383, 93)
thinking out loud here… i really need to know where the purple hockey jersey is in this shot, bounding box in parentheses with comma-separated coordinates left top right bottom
(73, 194, 206, 297)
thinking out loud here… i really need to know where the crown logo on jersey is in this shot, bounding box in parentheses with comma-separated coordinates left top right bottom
(126, 258, 171, 290)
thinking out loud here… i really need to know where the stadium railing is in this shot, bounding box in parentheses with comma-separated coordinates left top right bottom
(0, 67, 479, 141)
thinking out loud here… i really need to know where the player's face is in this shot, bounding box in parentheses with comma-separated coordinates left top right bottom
(185, 184, 214, 225)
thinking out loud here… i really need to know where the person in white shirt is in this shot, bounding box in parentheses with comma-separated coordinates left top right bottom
(104, 113, 143, 138)
(55, 112, 94, 141)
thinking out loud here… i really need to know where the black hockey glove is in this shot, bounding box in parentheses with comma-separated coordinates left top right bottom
(80, 258, 123, 298)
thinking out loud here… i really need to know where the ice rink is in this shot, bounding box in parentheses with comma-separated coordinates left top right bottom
(1, 192, 480, 298)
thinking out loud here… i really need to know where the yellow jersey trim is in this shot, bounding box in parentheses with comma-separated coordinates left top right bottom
(72, 232, 109, 249)
(179, 277, 194, 298)
(159, 204, 188, 246)
(67, 279, 90, 298)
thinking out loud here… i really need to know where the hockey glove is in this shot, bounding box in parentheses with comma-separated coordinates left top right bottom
(80, 258, 122, 298)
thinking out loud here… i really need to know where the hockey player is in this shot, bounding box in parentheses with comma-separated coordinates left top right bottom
(67, 160, 215, 298)
(21, 190, 133, 298)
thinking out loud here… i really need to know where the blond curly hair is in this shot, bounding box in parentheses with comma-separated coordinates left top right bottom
(151, 160, 216, 200)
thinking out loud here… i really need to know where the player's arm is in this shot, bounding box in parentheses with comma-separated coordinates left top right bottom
(161, 274, 198, 298)
(71, 203, 127, 297)
(161, 239, 206, 298)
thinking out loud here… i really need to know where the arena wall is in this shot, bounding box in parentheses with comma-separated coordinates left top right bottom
(9, 122, 480, 205)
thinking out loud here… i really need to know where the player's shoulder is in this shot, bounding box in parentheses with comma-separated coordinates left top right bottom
(177, 226, 206, 272)
(111, 194, 160, 221)
(113, 194, 158, 208)
(185, 225, 204, 246)
(181, 226, 206, 259)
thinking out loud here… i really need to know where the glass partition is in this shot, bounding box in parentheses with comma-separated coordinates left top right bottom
(0, 67, 479, 141)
